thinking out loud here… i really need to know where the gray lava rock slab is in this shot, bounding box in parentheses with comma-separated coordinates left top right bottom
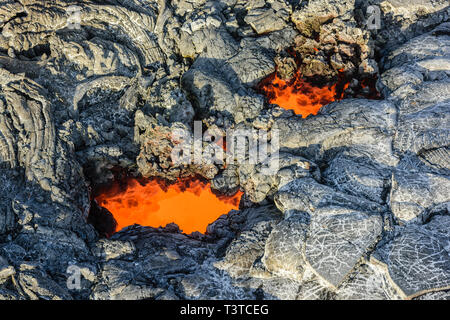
(390, 168, 450, 222)
(292, 0, 356, 37)
(322, 153, 392, 204)
(305, 211, 383, 288)
(394, 100, 450, 156)
(335, 262, 402, 300)
(214, 205, 282, 278)
(275, 177, 385, 215)
(372, 214, 450, 299)
(262, 212, 310, 280)
(369, 0, 450, 55)
(245, 8, 287, 35)
(273, 99, 398, 167)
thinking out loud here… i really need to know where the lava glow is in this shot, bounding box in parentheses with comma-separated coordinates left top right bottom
(95, 177, 243, 235)
(259, 69, 348, 117)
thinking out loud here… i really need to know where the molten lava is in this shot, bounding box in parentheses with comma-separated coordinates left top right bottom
(259, 69, 349, 117)
(94, 177, 242, 235)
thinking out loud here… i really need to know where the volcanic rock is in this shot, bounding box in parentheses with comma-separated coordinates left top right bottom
(0, 0, 448, 301)
(245, 8, 287, 35)
(372, 214, 450, 299)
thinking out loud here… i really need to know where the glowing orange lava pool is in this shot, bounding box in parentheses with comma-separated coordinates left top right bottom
(95, 178, 243, 234)
(259, 69, 349, 117)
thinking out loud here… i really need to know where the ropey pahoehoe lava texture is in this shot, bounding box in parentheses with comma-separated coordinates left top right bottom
(0, 0, 449, 300)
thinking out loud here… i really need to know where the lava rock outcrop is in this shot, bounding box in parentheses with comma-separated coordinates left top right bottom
(0, 0, 448, 300)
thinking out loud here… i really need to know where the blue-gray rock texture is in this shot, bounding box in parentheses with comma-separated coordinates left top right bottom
(0, 0, 448, 300)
